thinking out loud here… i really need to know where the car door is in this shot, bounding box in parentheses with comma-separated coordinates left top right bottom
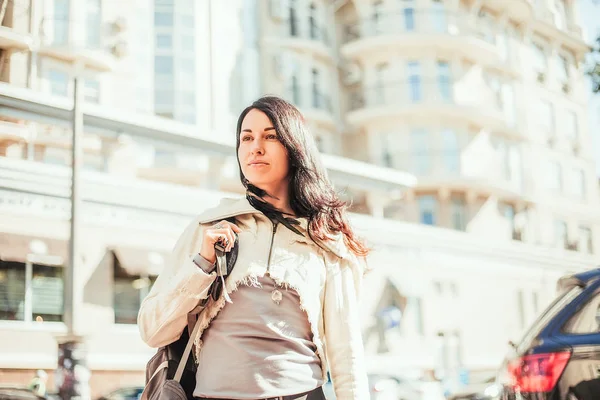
(554, 280, 600, 400)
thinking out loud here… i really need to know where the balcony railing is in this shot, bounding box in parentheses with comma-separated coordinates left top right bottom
(280, 19, 330, 47)
(286, 87, 333, 113)
(342, 9, 500, 45)
(347, 79, 502, 113)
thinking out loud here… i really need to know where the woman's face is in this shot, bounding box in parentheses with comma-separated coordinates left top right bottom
(238, 109, 290, 195)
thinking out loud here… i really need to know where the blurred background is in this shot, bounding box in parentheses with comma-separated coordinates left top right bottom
(0, 0, 599, 399)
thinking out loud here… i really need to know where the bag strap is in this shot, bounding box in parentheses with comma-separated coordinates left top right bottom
(173, 245, 228, 382)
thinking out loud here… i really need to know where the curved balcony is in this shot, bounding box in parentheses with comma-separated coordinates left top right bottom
(265, 20, 334, 62)
(284, 87, 336, 129)
(37, 38, 116, 72)
(478, 0, 534, 23)
(0, 27, 32, 50)
(530, 7, 587, 52)
(341, 10, 519, 74)
(347, 80, 521, 138)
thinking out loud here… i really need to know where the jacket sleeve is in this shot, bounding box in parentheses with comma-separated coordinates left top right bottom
(324, 254, 370, 400)
(137, 216, 217, 348)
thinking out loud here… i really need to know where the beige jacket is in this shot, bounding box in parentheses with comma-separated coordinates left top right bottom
(137, 197, 370, 400)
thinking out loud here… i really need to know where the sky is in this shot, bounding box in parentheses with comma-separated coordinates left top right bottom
(579, 0, 600, 176)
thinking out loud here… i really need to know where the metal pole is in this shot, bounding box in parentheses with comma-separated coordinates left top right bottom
(55, 74, 90, 400)
(65, 76, 83, 335)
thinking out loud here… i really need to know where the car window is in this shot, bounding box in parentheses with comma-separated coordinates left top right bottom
(563, 289, 600, 334)
(516, 285, 583, 353)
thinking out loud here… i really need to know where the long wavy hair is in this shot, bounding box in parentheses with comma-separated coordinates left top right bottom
(235, 96, 369, 257)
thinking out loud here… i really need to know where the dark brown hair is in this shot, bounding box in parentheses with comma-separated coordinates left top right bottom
(235, 96, 369, 257)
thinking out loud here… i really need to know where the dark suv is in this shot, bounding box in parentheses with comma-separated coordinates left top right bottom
(497, 268, 600, 400)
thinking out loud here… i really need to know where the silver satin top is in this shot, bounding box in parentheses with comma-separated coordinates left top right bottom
(192, 258, 323, 399)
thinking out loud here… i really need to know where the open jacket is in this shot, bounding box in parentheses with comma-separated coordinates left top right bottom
(137, 197, 370, 400)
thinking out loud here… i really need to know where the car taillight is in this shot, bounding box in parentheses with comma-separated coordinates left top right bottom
(506, 351, 571, 393)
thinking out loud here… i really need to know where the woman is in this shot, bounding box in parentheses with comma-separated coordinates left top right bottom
(138, 96, 370, 400)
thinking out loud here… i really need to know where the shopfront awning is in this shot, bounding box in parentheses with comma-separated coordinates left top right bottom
(111, 246, 170, 276)
(0, 233, 67, 265)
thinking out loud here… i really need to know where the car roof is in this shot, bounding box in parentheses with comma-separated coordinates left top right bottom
(557, 267, 600, 291)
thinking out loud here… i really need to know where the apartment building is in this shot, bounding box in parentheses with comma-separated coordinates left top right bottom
(0, 0, 598, 396)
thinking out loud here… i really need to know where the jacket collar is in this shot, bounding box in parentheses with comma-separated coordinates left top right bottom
(197, 196, 348, 259)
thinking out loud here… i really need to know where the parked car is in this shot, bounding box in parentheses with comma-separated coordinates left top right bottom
(447, 376, 500, 400)
(496, 268, 600, 400)
(0, 386, 46, 400)
(96, 386, 144, 400)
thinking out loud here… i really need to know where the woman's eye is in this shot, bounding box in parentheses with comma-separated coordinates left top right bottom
(242, 136, 252, 141)
(266, 134, 278, 140)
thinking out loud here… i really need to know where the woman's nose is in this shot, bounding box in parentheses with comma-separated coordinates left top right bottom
(251, 139, 264, 155)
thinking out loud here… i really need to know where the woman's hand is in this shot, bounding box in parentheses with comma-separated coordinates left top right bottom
(199, 220, 242, 264)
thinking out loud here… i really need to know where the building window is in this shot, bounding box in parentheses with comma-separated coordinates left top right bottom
(0, 260, 64, 322)
(517, 290, 526, 329)
(418, 195, 437, 225)
(289, 0, 299, 37)
(402, 0, 415, 32)
(372, 0, 384, 33)
(579, 226, 593, 254)
(431, 0, 446, 33)
(181, 15, 194, 29)
(309, 3, 319, 40)
(53, 0, 70, 45)
(441, 129, 459, 172)
(156, 34, 172, 48)
(572, 168, 586, 199)
(154, 11, 174, 27)
(532, 42, 548, 73)
(290, 75, 301, 105)
(155, 56, 173, 74)
(501, 202, 518, 239)
(411, 128, 429, 174)
(381, 132, 394, 167)
(509, 145, 523, 188)
(565, 110, 578, 140)
(86, 0, 101, 48)
(113, 255, 157, 325)
(555, 220, 568, 249)
(451, 196, 467, 231)
(375, 62, 388, 105)
(407, 61, 422, 102)
(556, 54, 570, 82)
(437, 61, 452, 102)
(538, 100, 555, 137)
(84, 79, 100, 103)
(312, 68, 321, 109)
(546, 161, 562, 192)
(47, 69, 69, 97)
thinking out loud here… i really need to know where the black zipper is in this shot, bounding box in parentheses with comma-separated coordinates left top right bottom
(266, 220, 278, 274)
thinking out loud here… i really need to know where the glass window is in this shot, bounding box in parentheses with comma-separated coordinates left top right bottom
(556, 54, 570, 81)
(441, 129, 459, 172)
(411, 129, 429, 174)
(509, 145, 522, 188)
(555, 220, 568, 249)
(565, 110, 578, 139)
(437, 61, 452, 102)
(181, 15, 194, 28)
(372, 0, 384, 33)
(572, 168, 585, 199)
(418, 195, 437, 225)
(407, 61, 422, 102)
(309, 3, 319, 40)
(289, 0, 299, 37)
(84, 79, 100, 103)
(290, 75, 301, 105)
(156, 34, 172, 48)
(53, 0, 70, 45)
(48, 69, 69, 97)
(563, 291, 600, 334)
(402, 0, 415, 32)
(181, 91, 195, 107)
(113, 255, 156, 324)
(375, 62, 388, 105)
(154, 90, 174, 106)
(155, 56, 173, 74)
(538, 101, 555, 135)
(0, 261, 26, 321)
(154, 12, 173, 26)
(431, 0, 446, 33)
(579, 226, 593, 254)
(31, 264, 63, 322)
(451, 196, 467, 231)
(532, 42, 547, 72)
(502, 84, 516, 127)
(546, 161, 562, 191)
(86, 0, 101, 48)
(182, 35, 195, 52)
(312, 68, 322, 109)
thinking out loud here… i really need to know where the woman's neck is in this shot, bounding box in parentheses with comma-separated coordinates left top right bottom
(251, 183, 294, 216)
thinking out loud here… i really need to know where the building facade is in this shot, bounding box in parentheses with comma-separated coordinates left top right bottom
(0, 0, 598, 397)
